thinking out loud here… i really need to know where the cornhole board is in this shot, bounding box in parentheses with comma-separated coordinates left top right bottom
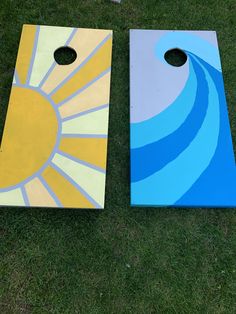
(0, 24, 113, 208)
(130, 30, 236, 207)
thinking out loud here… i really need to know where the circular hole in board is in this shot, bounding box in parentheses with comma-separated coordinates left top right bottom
(54, 46, 77, 65)
(164, 48, 187, 67)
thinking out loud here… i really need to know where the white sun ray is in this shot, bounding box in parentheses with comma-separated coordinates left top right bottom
(0, 188, 25, 206)
(29, 26, 75, 87)
(61, 107, 109, 135)
(51, 153, 106, 207)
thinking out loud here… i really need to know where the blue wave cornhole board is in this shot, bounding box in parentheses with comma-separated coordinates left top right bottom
(130, 30, 236, 207)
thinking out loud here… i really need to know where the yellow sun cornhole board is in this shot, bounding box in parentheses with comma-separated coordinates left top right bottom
(0, 24, 113, 208)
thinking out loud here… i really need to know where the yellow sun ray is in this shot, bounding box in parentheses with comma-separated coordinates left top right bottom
(51, 36, 112, 105)
(52, 153, 106, 207)
(41, 29, 112, 94)
(15, 24, 38, 85)
(42, 165, 95, 208)
(59, 137, 108, 169)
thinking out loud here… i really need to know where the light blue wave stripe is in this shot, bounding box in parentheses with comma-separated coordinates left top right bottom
(131, 56, 220, 206)
(155, 31, 221, 71)
(131, 59, 197, 149)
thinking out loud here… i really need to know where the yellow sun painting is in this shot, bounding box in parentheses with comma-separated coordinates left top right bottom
(0, 24, 113, 208)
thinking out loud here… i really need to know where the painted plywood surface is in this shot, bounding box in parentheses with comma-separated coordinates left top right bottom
(130, 30, 236, 207)
(0, 24, 112, 208)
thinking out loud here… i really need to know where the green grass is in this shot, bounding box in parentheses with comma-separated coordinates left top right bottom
(0, 0, 236, 313)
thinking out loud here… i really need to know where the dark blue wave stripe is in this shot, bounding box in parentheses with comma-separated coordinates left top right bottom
(175, 53, 236, 207)
(131, 54, 209, 183)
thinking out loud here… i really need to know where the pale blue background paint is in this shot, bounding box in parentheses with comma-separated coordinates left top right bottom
(131, 59, 197, 149)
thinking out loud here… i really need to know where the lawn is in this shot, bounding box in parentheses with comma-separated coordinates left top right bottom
(0, 0, 236, 313)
